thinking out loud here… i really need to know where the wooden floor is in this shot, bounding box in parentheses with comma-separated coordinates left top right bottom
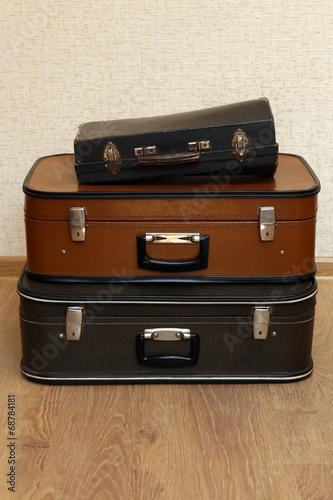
(0, 275, 332, 500)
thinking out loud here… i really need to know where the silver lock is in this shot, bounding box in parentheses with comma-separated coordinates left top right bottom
(253, 307, 270, 340)
(69, 207, 86, 242)
(66, 307, 84, 341)
(258, 206, 276, 241)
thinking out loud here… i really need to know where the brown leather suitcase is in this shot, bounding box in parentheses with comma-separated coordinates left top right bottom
(23, 153, 320, 283)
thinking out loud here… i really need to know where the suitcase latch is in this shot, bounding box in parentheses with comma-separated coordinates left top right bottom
(253, 307, 270, 340)
(144, 328, 191, 341)
(188, 140, 211, 152)
(232, 128, 250, 163)
(258, 206, 276, 241)
(66, 307, 84, 341)
(134, 146, 157, 157)
(69, 207, 87, 242)
(103, 142, 122, 175)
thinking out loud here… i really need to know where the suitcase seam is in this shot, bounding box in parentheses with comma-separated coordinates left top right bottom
(270, 316, 315, 325)
(276, 221, 316, 229)
(24, 221, 316, 229)
(20, 319, 65, 325)
(19, 317, 315, 326)
(24, 211, 318, 219)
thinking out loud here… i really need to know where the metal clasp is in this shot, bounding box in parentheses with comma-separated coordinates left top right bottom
(145, 233, 200, 244)
(103, 142, 122, 175)
(253, 307, 270, 340)
(69, 207, 87, 242)
(258, 206, 276, 241)
(66, 307, 84, 341)
(232, 128, 250, 163)
(134, 146, 157, 157)
(188, 140, 211, 152)
(144, 328, 191, 341)
(103, 142, 121, 162)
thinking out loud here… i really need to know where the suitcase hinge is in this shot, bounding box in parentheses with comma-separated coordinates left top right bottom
(253, 307, 270, 340)
(258, 206, 276, 241)
(103, 142, 122, 175)
(69, 207, 87, 242)
(232, 128, 250, 163)
(66, 307, 84, 341)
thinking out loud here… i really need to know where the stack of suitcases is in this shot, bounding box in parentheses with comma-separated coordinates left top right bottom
(18, 98, 320, 383)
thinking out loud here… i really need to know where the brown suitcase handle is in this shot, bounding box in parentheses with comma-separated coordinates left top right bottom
(137, 152, 200, 166)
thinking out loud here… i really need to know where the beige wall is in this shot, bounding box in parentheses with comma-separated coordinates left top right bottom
(1, 0, 332, 256)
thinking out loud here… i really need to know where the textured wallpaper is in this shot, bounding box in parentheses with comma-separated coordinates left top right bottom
(0, 0, 332, 256)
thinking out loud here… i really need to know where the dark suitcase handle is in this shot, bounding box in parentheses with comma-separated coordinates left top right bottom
(137, 233, 209, 272)
(137, 151, 200, 166)
(136, 329, 200, 367)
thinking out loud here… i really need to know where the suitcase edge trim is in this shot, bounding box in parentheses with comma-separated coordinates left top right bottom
(20, 361, 314, 384)
(17, 275, 318, 305)
(23, 267, 318, 287)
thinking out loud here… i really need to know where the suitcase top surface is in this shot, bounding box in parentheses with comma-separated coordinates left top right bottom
(24, 153, 319, 199)
(75, 98, 274, 141)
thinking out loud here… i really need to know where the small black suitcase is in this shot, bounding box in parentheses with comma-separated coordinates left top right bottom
(18, 267, 317, 384)
(74, 98, 278, 184)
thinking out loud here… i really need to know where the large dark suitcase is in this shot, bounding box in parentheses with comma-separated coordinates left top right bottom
(18, 267, 317, 384)
(24, 153, 320, 283)
(74, 98, 278, 184)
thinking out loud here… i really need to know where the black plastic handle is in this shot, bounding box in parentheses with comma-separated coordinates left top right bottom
(137, 235, 209, 272)
(136, 333, 200, 367)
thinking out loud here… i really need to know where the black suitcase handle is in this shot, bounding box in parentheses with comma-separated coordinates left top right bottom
(136, 329, 200, 367)
(137, 234, 209, 272)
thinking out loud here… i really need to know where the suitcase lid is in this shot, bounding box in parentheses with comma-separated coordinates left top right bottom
(23, 153, 320, 225)
(18, 265, 317, 305)
(24, 153, 320, 200)
(74, 98, 277, 172)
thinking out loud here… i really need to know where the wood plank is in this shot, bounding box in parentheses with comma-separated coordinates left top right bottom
(165, 384, 300, 500)
(0, 257, 26, 278)
(312, 280, 333, 376)
(21, 385, 169, 500)
(0, 280, 22, 380)
(291, 465, 333, 500)
(269, 374, 333, 465)
(316, 257, 333, 277)
(269, 280, 333, 466)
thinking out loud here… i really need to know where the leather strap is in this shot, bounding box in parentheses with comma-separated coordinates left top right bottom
(137, 152, 200, 166)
